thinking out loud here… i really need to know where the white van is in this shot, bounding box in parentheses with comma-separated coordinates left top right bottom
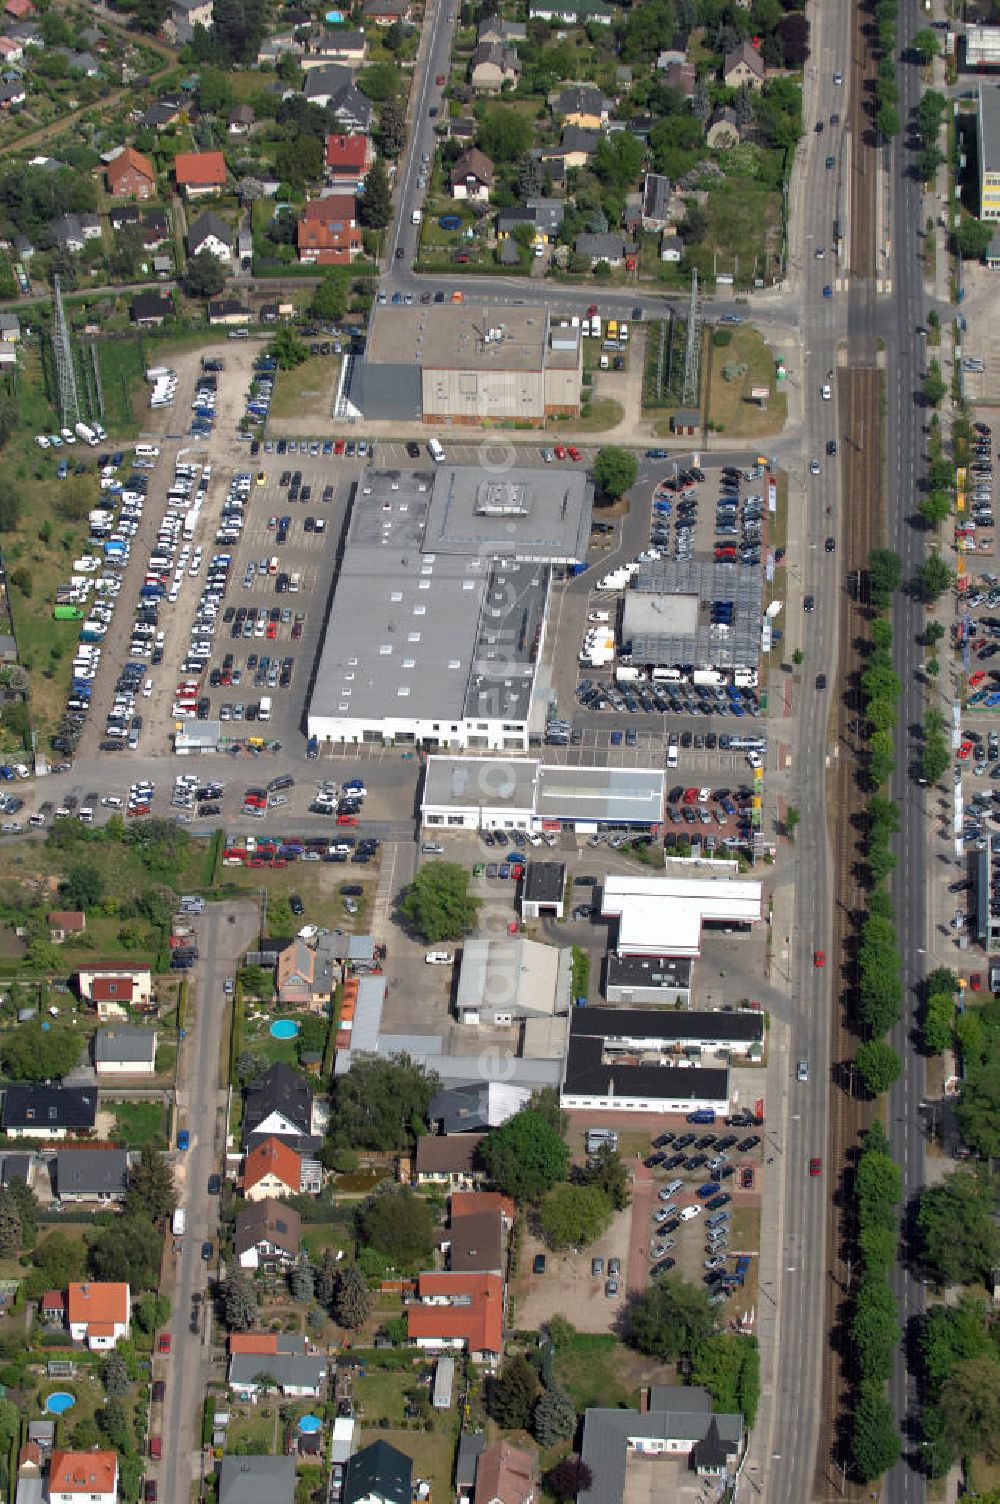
(258, 696, 272, 722)
(428, 438, 446, 463)
(666, 745, 679, 769)
(135, 444, 160, 459)
(411, 209, 422, 225)
(289, 572, 301, 593)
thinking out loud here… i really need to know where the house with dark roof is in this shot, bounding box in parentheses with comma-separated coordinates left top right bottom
(208, 298, 250, 325)
(302, 63, 349, 106)
(234, 1197, 302, 1270)
(427, 1082, 530, 1135)
(552, 84, 608, 127)
(450, 148, 494, 203)
(470, 41, 521, 92)
(228, 1346, 326, 1398)
(329, 81, 373, 133)
(478, 16, 526, 43)
(528, 0, 612, 21)
(242, 1063, 316, 1151)
(414, 1132, 487, 1189)
(2, 1085, 95, 1140)
(93, 1025, 157, 1076)
(131, 290, 174, 326)
(187, 209, 233, 259)
(578, 1386, 743, 1502)
(360, 0, 411, 23)
(448, 1199, 503, 1274)
(228, 103, 255, 135)
(520, 861, 565, 920)
(218, 1457, 295, 1504)
(51, 214, 101, 253)
(641, 172, 671, 232)
(722, 39, 764, 90)
(575, 231, 630, 267)
(141, 99, 182, 130)
(53, 1147, 129, 1203)
(343, 1440, 413, 1504)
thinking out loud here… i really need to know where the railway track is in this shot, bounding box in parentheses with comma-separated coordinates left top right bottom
(849, 0, 878, 281)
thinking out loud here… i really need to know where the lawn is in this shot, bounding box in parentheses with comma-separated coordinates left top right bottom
(301, 1222, 352, 1260)
(552, 397, 623, 434)
(354, 1364, 461, 1497)
(242, 1009, 329, 1068)
(221, 860, 377, 935)
(224, 1401, 281, 1455)
(269, 357, 341, 421)
(95, 338, 146, 436)
(554, 1330, 641, 1412)
(680, 176, 783, 287)
(703, 325, 787, 439)
(110, 1099, 167, 1148)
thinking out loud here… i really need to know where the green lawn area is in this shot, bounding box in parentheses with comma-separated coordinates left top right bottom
(551, 397, 623, 434)
(269, 357, 341, 421)
(95, 338, 146, 436)
(110, 1099, 167, 1148)
(301, 1223, 352, 1260)
(675, 176, 782, 287)
(703, 325, 787, 438)
(357, 1420, 459, 1502)
(224, 1401, 280, 1454)
(242, 1010, 329, 1068)
(554, 1330, 639, 1412)
(220, 860, 377, 934)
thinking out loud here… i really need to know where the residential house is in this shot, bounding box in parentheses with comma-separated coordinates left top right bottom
(470, 41, 521, 92)
(641, 172, 671, 233)
(546, 125, 599, 169)
(47, 911, 84, 943)
(168, 0, 214, 44)
(0, 36, 22, 61)
(2, 1086, 95, 1140)
(428, 1082, 531, 1135)
(450, 148, 494, 202)
(54, 50, 100, 76)
(407, 1272, 503, 1364)
(93, 1025, 157, 1077)
(218, 1457, 295, 1504)
(3, 0, 34, 19)
(174, 150, 227, 198)
(297, 197, 362, 266)
(51, 214, 101, 253)
(477, 17, 526, 43)
(575, 231, 629, 267)
(228, 1335, 326, 1397)
(527, 0, 612, 21)
(474, 1441, 536, 1504)
(242, 1135, 306, 1200)
(187, 209, 233, 260)
(0, 1151, 32, 1188)
(111, 206, 170, 247)
(208, 299, 250, 325)
(706, 107, 741, 148)
(131, 290, 175, 326)
(47, 1452, 117, 1504)
(325, 133, 374, 189)
(301, 29, 367, 65)
(227, 103, 255, 135)
(457, 1436, 487, 1501)
(303, 63, 350, 107)
(67, 1281, 130, 1349)
(450, 116, 478, 142)
(578, 1386, 744, 1502)
(77, 965, 153, 1015)
(552, 84, 608, 128)
(234, 1197, 302, 1270)
(343, 1441, 412, 1504)
(53, 1147, 129, 1204)
(38, 1291, 65, 1324)
(660, 233, 683, 263)
(5, 20, 39, 47)
(275, 933, 318, 1001)
(0, 80, 26, 108)
(242, 1062, 316, 1151)
(496, 201, 563, 244)
(657, 56, 696, 95)
(361, 0, 411, 23)
(722, 40, 764, 91)
(141, 99, 183, 130)
(329, 81, 373, 133)
(11, 234, 33, 264)
(448, 1197, 504, 1275)
(26, 1423, 54, 1459)
(415, 1132, 487, 1189)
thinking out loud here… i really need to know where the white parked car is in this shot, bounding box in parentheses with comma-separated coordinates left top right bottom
(679, 1205, 702, 1222)
(425, 952, 454, 965)
(821, 383, 832, 401)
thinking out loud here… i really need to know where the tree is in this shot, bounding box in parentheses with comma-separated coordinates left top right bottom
(315, 1250, 340, 1309)
(954, 217, 993, 261)
(400, 861, 480, 942)
(183, 249, 227, 300)
(275, 133, 324, 190)
(917, 1173, 1000, 1284)
(491, 1353, 539, 1430)
(478, 107, 533, 163)
(919, 492, 951, 527)
(917, 144, 945, 184)
(915, 551, 954, 604)
(480, 1107, 568, 1202)
(59, 860, 104, 908)
(0, 1189, 20, 1257)
(533, 1386, 576, 1445)
(359, 61, 402, 101)
(221, 1273, 258, 1331)
(539, 1183, 613, 1250)
(198, 66, 234, 115)
(288, 1257, 314, 1302)
(690, 1334, 760, 1427)
(939, 1356, 1000, 1460)
(545, 1459, 592, 1502)
(361, 1188, 436, 1269)
(125, 1146, 175, 1221)
(855, 1040, 902, 1097)
(593, 133, 644, 186)
(593, 447, 639, 500)
(920, 1295, 993, 1393)
(26, 1231, 85, 1297)
(2, 1021, 82, 1082)
(333, 1263, 374, 1328)
(516, 153, 544, 199)
(867, 548, 901, 608)
(627, 1274, 716, 1361)
(88, 1216, 162, 1289)
(851, 1276, 901, 1383)
(330, 1054, 438, 1151)
(268, 326, 308, 371)
(923, 361, 947, 407)
(921, 730, 950, 786)
(376, 97, 407, 158)
(852, 1386, 900, 1481)
(911, 27, 940, 64)
(310, 271, 349, 323)
(580, 1142, 630, 1210)
(98, 1395, 129, 1452)
(776, 11, 809, 65)
(133, 1293, 171, 1336)
(101, 1351, 130, 1398)
(359, 156, 392, 232)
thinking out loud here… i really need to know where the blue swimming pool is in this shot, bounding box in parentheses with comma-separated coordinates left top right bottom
(45, 1392, 76, 1415)
(325, 10, 344, 19)
(298, 1415, 322, 1434)
(270, 1019, 300, 1040)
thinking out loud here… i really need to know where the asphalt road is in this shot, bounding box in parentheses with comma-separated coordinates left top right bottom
(156, 901, 259, 1504)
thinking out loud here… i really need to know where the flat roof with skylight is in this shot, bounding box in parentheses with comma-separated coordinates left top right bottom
(424, 466, 593, 563)
(366, 303, 580, 372)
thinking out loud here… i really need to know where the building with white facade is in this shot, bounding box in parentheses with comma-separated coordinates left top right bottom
(600, 874, 762, 958)
(420, 756, 665, 833)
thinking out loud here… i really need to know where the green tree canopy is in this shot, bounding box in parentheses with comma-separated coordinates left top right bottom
(580, 1142, 630, 1210)
(267, 326, 308, 371)
(399, 861, 480, 942)
(855, 1040, 902, 1097)
(477, 106, 533, 162)
(867, 548, 902, 608)
(539, 1183, 613, 1250)
(911, 27, 941, 63)
(689, 1334, 760, 1427)
(479, 1107, 568, 1202)
(491, 1353, 539, 1429)
(851, 1385, 900, 1481)
(58, 860, 104, 908)
(310, 269, 350, 322)
(87, 1215, 162, 1290)
(939, 1356, 1000, 1460)
(124, 1146, 176, 1222)
(533, 1386, 577, 1445)
(954, 218, 993, 261)
(2, 1020, 82, 1082)
(360, 1188, 436, 1269)
(917, 1172, 1000, 1284)
(183, 249, 227, 300)
(627, 1273, 716, 1361)
(593, 446, 639, 500)
(329, 1054, 438, 1151)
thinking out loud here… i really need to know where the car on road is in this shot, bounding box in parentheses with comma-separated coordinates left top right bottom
(816, 673, 827, 690)
(158, 1334, 171, 1354)
(201, 1240, 213, 1260)
(177, 1130, 190, 1150)
(796, 1059, 809, 1082)
(814, 949, 825, 967)
(208, 1174, 221, 1195)
(809, 459, 820, 475)
(152, 1380, 165, 1403)
(826, 440, 837, 455)
(821, 383, 831, 400)
(804, 594, 815, 612)
(810, 1157, 822, 1176)
(825, 536, 836, 551)
(533, 1254, 546, 1273)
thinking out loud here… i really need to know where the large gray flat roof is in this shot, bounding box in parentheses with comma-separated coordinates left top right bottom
(981, 81, 1000, 173)
(424, 466, 593, 563)
(536, 764, 664, 824)
(366, 303, 580, 371)
(423, 755, 538, 810)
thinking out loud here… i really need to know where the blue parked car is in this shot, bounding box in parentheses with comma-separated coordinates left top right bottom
(177, 1130, 190, 1150)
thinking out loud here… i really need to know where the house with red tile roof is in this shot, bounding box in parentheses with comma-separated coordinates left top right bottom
(4, 0, 35, 20)
(173, 150, 227, 198)
(407, 1272, 503, 1364)
(243, 1135, 302, 1201)
(297, 196, 362, 264)
(106, 147, 157, 200)
(47, 911, 85, 944)
(48, 1451, 117, 1504)
(77, 966, 152, 1018)
(67, 1281, 130, 1349)
(39, 1290, 65, 1323)
(324, 133, 374, 189)
(474, 1441, 537, 1504)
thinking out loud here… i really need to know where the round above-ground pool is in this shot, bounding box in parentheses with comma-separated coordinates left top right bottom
(270, 1019, 300, 1040)
(45, 1392, 76, 1415)
(298, 1415, 322, 1434)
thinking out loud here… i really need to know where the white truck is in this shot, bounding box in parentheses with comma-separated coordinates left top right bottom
(74, 422, 98, 446)
(615, 666, 645, 682)
(171, 1208, 186, 1237)
(692, 669, 724, 686)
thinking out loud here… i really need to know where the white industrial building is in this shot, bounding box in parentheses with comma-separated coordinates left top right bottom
(601, 874, 763, 958)
(421, 756, 665, 834)
(307, 468, 593, 751)
(455, 936, 571, 1025)
(967, 25, 1000, 69)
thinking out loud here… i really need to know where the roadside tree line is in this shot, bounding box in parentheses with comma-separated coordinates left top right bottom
(849, 1123, 903, 1481)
